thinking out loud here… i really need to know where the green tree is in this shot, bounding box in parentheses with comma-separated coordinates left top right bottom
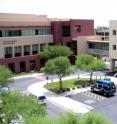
(44, 57, 71, 89)
(0, 65, 13, 86)
(39, 45, 72, 59)
(76, 54, 106, 82)
(0, 92, 46, 123)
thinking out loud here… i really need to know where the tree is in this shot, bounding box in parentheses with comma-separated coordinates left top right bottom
(44, 57, 71, 90)
(75, 54, 106, 83)
(0, 92, 46, 123)
(39, 45, 72, 59)
(0, 65, 13, 86)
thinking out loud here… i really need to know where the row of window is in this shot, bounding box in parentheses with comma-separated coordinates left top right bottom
(4, 44, 46, 58)
(88, 43, 109, 50)
(96, 32, 109, 36)
(0, 27, 51, 37)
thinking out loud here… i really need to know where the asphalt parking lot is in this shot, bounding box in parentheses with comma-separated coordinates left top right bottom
(69, 91, 117, 124)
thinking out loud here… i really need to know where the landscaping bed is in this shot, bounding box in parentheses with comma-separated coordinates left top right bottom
(44, 78, 96, 94)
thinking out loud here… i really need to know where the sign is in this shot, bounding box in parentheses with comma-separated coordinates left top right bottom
(3, 40, 17, 45)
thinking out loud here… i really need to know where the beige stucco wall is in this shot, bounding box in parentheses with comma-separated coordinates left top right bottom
(109, 21, 117, 60)
(73, 36, 102, 56)
(0, 35, 53, 58)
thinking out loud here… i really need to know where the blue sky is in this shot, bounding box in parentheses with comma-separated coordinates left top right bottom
(0, 0, 117, 27)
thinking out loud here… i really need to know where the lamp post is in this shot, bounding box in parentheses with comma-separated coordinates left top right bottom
(46, 76, 49, 88)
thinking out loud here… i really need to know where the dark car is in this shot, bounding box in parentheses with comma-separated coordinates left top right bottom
(91, 80, 116, 96)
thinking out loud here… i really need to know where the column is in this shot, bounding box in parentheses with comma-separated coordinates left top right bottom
(110, 59, 115, 71)
(21, 46, 24, 56)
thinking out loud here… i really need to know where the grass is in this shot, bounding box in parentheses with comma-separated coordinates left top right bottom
(44, 78, 94, 90)
(44, 79, 77, 89)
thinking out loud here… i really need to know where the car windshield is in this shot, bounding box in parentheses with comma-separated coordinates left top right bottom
(97, 84, 102, 88)
(38, 96, 46, 100)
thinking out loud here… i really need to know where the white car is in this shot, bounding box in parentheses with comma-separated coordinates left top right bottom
(36, 95, 47, 105)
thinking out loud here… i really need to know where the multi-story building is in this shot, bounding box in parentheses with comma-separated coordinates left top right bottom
(0, 13, 94, 73)
(109, 20, 117, 70)
(73, 36, 109, 60)
(95, 28, 109, 41)
(0, 13, 53, 73)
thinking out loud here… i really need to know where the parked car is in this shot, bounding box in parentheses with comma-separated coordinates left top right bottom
(0, 85, 9, 92)
(36, 95, 47, 105)
(91, 80, 116, 96)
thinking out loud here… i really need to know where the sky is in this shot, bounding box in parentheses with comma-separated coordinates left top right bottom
(0, 0, 117, 27)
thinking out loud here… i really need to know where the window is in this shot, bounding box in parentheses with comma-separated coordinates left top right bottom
(113, 45, 116, 50)
(40, 44, 46, 51)
(4, 47, 12, 58)
(32, 44, 38, 54)
(62, 26, 70, 37)
(14, 46, 21, 57)
(105, 32, 109, 36)
(24, 45, 30, 55)
(88, 43, 94, 48)
(112, 30, 116, 35)
(37, 27, 51, 35)
(2, 30, 21, 37)
(21, 29, 35, 36)
(75, 25, 81, 32)
(35, 29, 38, 35)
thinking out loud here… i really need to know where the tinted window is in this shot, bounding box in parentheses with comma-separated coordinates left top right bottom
(97, 84, 102, 88)
(38, 96, 46, 100)
(103, 85, 109, 90)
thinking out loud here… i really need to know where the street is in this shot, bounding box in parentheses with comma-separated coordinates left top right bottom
(9, 74, 67, 117)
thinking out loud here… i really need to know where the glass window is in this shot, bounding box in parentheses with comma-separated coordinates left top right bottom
(62, 26, 70, 37)
(32, 44, 38, 54)
(4, 47, 12, 58)
(103, 85, 109, 90)
(97, 84, 102, 88)
(21, 29, 35, 36)
(40, 44, 46, 51)
(113, 45, 116, 50)
(24, 45, 30, 55)
(14, 46, 21, 53)
(112, 30, 116, 35)
(2, 30, 21, 37)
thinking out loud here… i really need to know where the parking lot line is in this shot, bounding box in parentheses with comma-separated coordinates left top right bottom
(80, 91, 106, 101)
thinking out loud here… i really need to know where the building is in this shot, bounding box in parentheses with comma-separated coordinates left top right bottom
(0, 13, 53, 73)
(73, 36, 109, 60)
(95, 28, 109, 41)
(0, 13, 94, 73)
(109, 20, 117, 70)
